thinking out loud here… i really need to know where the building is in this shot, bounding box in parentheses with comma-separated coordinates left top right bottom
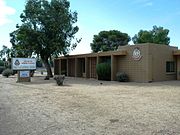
(54, 43, 180, 82)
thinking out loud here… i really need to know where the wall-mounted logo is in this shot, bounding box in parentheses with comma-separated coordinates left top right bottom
(132, 47, 142, 61)
(14, 59, 20, 66)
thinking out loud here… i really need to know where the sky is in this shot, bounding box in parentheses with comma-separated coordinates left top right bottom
(0, 0, 180, 55)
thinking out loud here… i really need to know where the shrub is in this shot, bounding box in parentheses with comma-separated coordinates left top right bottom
(2, 68, 13, 78)
(0, 60, 4, 66)
(116, 72, 129, 82)
(0, 66, 5, 74)
(54, 75, 65, 86)
(96, 63, 111, 81)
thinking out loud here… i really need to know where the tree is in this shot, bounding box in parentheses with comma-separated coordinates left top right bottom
(10, 0, 79, 77)
(0, 45, 14, 60)
(90, 30, 130, 52)
(132, 25, 170, 45)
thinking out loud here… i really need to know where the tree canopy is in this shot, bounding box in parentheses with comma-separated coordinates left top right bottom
(132, 25, 170, 45)
(10, 0, 79, 77)
(0, 45, 14, 61)
(90, 30, 130, 52)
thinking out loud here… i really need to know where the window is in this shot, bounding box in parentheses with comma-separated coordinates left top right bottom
(166, 61, 175, 72)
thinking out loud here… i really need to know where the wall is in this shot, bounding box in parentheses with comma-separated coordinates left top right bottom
(149, 44, 177, 81)
(117, 44, 150, 82)
(117, 43, 178, 82)
(177, 56, 180, 80)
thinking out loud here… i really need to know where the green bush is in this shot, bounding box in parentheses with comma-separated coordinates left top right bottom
(2, 68, 13, 78)
(96, 63, 111, 81)
(0, 66, 5, 74)
(116, 72, 129, 82)
(0, 60, 4, 66)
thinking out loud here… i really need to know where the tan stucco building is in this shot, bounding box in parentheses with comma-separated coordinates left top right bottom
(54, 43, 180, 82)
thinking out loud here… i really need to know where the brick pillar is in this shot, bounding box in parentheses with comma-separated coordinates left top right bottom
(75, 58, 77, 77)
(96, 56, 99, 79)
(66, 59, 69, 76)
(111, 55, 114, 81)
(85, 57, 88, 78)
(177, 56, 180, 80)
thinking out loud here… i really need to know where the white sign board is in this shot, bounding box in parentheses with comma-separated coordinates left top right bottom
(20, 71, 30, 78)
(12, 58, 36, 70)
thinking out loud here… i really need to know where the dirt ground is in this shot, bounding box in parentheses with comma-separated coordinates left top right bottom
(0, 74, 180, 135)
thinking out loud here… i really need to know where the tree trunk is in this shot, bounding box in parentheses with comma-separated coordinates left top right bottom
(41, 56, 53, 78)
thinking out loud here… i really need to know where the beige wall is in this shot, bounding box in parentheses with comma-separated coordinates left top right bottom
(117, 44, 150, 82)
(149, 44, 177, 81)
(177, 56, 180, 80)
(117, 43, 178, 82)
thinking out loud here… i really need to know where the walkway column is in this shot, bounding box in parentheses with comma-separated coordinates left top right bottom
(177, 56, 180, 80)
(75, 58, 78, 77)
(111, 55, 114, 81)
(85, 57, 88, 78)
(96, 56, 99, 79)
(66, 59, 69, 76)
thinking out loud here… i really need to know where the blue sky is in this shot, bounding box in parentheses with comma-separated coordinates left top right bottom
(0, 0, 180, 54)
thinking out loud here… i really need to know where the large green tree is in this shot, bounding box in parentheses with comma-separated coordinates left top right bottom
(10, 0, 79, 77)
(132, 25, 170, 45)
(90, 30, 130, 52)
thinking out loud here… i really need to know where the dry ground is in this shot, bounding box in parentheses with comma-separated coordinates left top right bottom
(0, 74, 180, 135)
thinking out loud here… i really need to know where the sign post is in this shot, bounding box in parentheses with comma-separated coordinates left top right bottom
(12, 58, 36, 82)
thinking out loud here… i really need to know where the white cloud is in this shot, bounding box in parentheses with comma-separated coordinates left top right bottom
(143, 2, 153, 7)
(0, 0, 16, 26)
(132, 0, 153, 7)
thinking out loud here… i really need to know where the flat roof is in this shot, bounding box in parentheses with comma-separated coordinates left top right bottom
(56, 50, 127, 59)
(173, 50, 180, 56)
(55, 43, 180, 59)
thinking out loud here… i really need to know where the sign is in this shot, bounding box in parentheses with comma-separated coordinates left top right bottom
(12, 58, 36, 70)
(132, 47, 142, 61)
(20, 71, 30, 78)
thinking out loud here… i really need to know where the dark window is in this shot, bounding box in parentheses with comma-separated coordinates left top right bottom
(166, 61, 175, 72)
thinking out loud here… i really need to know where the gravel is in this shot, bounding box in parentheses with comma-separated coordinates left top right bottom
(0, 75, 180, 135)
